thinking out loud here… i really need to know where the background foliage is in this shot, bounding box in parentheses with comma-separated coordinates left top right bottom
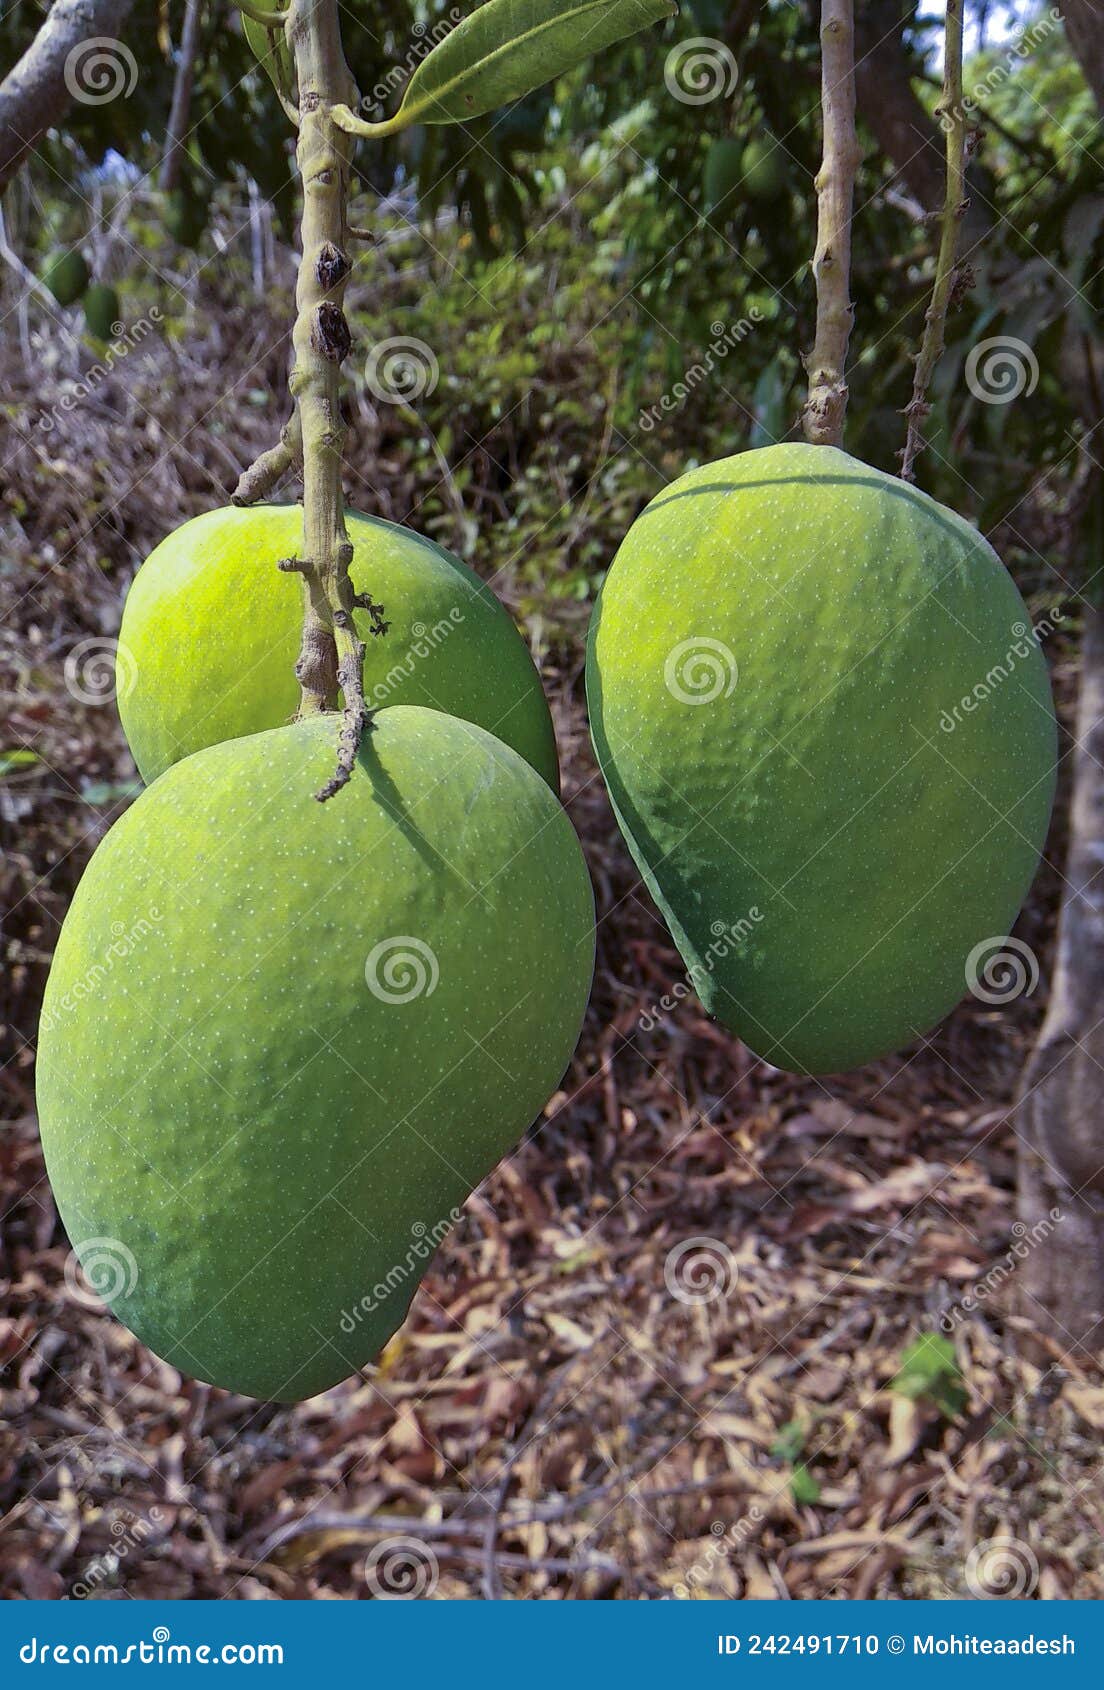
(1, 0, 1102, 1600)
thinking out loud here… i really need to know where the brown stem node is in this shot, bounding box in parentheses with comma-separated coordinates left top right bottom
(312, 301, 351, 363)
(316, 241, 350, 291)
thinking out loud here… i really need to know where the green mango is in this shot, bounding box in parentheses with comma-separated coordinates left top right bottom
(702, 136, 744, 218)
(42, 249, 89, 307)
(82, 282, 120, 341)
(164, 186, 208, 249)
(117, 504, 559, 791)
(741, 133, 788, 201)
(36, 709, 594, 1401)
(586, 444, 1056, 1074)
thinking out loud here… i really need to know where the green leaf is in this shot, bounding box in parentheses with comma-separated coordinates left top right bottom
(770, 1418, 806, 1463)
(890, 1332, 967, 1419)
(789, 1463, 821, 1506)
(393, 0, 676, 129)
(0, 748, 39, 778)
(241, 14, 296, 107)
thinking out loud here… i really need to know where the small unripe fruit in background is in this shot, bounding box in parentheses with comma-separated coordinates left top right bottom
(82, 283, 120, 342)
(741, 134, 788, 201)
(702, 137, 744, 219)
(42, 249, 88, 307)
(164, 185, 209, 249)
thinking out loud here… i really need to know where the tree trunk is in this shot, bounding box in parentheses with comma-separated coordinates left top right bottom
(1058, 1, 1104, 114)
(1015, 600, 1104, 1353)
(160, 0, 204, 193)
(853, 0, 946, 214)
(1013, 0, 1104, 1357)
(853, 0, 990, 247)
(0, 0, 136, 191)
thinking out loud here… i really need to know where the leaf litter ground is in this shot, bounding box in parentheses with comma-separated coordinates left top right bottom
(1, 268, 1101, 1603)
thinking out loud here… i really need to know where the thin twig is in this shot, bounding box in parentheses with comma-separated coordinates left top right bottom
(899, 0, 968, 482)
(231, 412, 301, 504)
(803, 0, 862, 448)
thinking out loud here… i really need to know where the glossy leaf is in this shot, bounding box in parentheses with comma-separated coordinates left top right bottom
(241, 13, 296, 107)
(392, 0, 676, 128)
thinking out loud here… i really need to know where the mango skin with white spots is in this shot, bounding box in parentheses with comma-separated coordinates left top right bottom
(586, 444, 1056, 1074)
(36, 709, 593, 1401)
(118, 505, 559, 791)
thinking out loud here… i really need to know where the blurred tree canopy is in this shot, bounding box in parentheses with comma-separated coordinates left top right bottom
(2, 0, 1099, 556)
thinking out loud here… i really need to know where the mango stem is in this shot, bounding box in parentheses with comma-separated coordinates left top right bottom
(802, 0, 862, 448)
(284, 0, 381, 799)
